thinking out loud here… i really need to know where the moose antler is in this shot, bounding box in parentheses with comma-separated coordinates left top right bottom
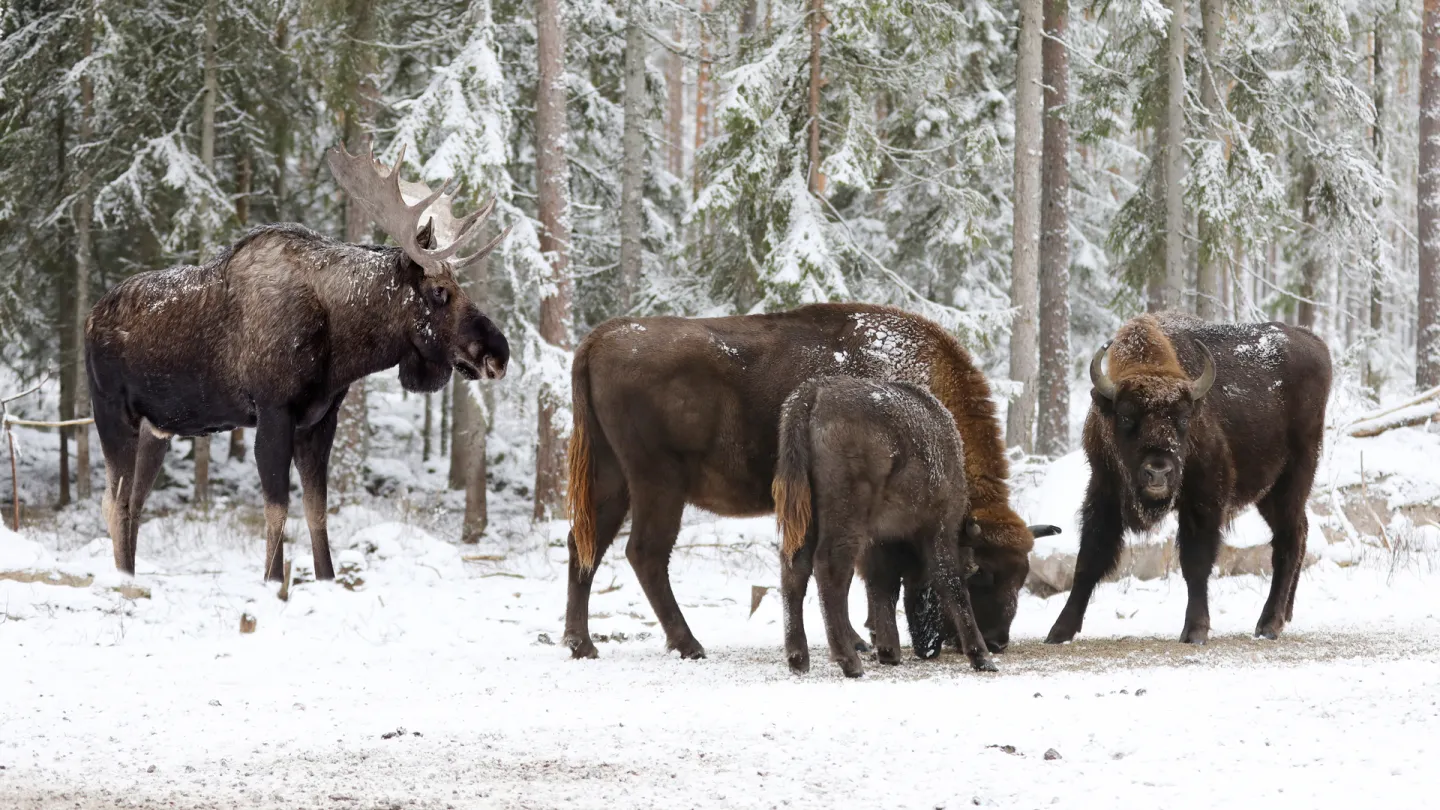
(325, 143, 510, 276)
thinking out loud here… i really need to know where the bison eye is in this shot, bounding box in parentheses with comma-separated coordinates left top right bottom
(429, 286, 450, 307)
(969, 568, 994, 588)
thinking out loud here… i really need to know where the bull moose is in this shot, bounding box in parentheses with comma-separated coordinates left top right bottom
(773, 376, 1002, 676)
(1045, 313, 1331, 645)
(85, 144, 510, 582)
(564, 303, 1046, 660)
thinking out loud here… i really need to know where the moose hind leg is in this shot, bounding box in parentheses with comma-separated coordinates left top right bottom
(293, 393, 344, 582)
(254, 411, 296, 583)
(94, 405, 140, 574)
(625, 482, 702, 658)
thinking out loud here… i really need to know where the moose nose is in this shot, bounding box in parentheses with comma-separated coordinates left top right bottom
(1141, 458, 1174, 487)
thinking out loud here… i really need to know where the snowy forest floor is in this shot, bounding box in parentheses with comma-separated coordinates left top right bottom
(3, 370, 1440, 809)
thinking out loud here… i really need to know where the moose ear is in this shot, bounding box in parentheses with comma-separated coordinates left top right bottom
(416, 217, 437, 250)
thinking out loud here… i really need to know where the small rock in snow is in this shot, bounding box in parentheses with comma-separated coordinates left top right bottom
(986, 744, 1019, 756)
(209, 699, 222, 707)
(1044, 749, 1062, 761)
(536, 632, 555, 645)
(1135, 688, 1148, 696)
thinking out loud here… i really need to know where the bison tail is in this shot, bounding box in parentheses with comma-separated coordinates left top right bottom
(773, 381, 819, 560)
(567, 346, 600, 573)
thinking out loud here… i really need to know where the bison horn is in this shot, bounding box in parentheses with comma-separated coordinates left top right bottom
(1027, 524, 1062, 538)
(1191, 344, 1216, 400)
(1089, 342, 1117, 401)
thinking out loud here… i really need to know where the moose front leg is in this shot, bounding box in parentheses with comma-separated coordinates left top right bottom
(254, 410, 296, 583)
(293, 391, 345, 582)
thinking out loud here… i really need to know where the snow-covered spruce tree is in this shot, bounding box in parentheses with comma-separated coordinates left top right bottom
(692, 0, 1011, 346)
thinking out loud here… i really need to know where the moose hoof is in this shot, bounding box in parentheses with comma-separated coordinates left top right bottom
(787, 650, 811, 674)
(564, 633, 599, 660)
(875, 646, 902, 666)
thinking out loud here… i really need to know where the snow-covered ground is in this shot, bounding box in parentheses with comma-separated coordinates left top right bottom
(3, 370, 1440, 808)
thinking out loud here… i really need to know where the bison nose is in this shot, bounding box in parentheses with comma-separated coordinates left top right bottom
(1141, 458, 1174, 487)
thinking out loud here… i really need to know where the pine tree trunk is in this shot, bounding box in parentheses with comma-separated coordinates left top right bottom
(1419, 0, 1440, 389)
(439, 382, 450, 456)
(422, 392, 433, 463)
(1365, 23, 1386, 399)
(230, 151, 251, 460)
(666, 16, 685, 180)
(55, 107, 71, 508)
(333, 0, 379, 502)
(534, 0, 574, 520)
(1162, 0, 1187, 313)
(1297, 164, 1320, 329)
(449, 373, 472, 491)
(73, 0, 95, 502)
(806, 0, 825, 194)
(695, 0, 713, 196)
(619, 4, 647, 310)
(741, 0, 757, 34)
(1006, 0, 1043, 452)
(1036, 0, 1071, 458)
(272, 17, 290, 221)
(1195, 0, 1224, 321)
(460, 233, 494, 537)
(193, 0, 219, 508)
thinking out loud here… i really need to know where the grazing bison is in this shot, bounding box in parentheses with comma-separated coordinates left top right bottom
(85, 144, 510, 582)
(564, 302, 1039, 660)
(1045, 313, 1331, 645)
(772, 376, 999, 676)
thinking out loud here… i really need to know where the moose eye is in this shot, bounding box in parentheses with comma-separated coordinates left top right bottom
(429, 286, 450, 307)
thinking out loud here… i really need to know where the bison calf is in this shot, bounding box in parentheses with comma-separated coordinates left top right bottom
(1046, 313, 1331, 645)
(773, 377, 996, 677)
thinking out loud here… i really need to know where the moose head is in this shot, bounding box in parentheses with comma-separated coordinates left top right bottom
(327, 143, 511, 393)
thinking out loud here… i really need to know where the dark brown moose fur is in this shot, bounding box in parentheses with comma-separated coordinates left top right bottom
(563, 302, 1035, 660)
(772, 376, 996, 677)
(86, 223, 509, 581)
(1046, 312, 1331, 645)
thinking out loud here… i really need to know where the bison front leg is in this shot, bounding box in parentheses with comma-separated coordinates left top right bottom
(1046, 478, 1124, 644)
(254, 410, 296, 583)
(780, 530, 816, 674)
(625, 484, 705, 659)
(1176, 508, 1223, 645)
(293, 392, 344, 582)
(1254, 461, 1316, 640)
(921, 536, 996, 672)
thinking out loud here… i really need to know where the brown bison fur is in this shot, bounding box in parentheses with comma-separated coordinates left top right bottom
(772, 377, 996, 677)
(86, 223, 509, 582)
(563, 302, 1035, 660)
(1046, 312, 1331, 646)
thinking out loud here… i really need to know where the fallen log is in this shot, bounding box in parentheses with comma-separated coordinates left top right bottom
(1347, 401, 1440, 438)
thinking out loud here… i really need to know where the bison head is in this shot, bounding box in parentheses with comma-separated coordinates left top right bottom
(964, 521, 1061, 652)
(1089, 340, 1214, 512)
(397, 221, 510, 393)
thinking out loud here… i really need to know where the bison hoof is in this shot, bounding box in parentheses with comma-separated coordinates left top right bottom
(1179, 625, 1210, 645)
(669, 639, 707, 660)
(564, 633, 599, 660)
(849, 635, 873, 654)
(875, 646, 902, 666)
(837, 657, 865, 678)
(1254, 622, 1283, 641)
(970, 655, 999, 673)
(1044, 627, 1076, 645)
(787, 650, 811, 674)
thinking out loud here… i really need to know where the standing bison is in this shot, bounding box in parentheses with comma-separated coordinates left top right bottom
(1045, 313, 1331, 645)
(85, 144, 510, 582)
(563, 303, 1040, 660)
(772, 377, 1000, 677)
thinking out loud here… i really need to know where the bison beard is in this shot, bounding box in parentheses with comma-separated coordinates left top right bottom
(561, 303, 1038, 661)
(1046, 312, 1331, 645)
